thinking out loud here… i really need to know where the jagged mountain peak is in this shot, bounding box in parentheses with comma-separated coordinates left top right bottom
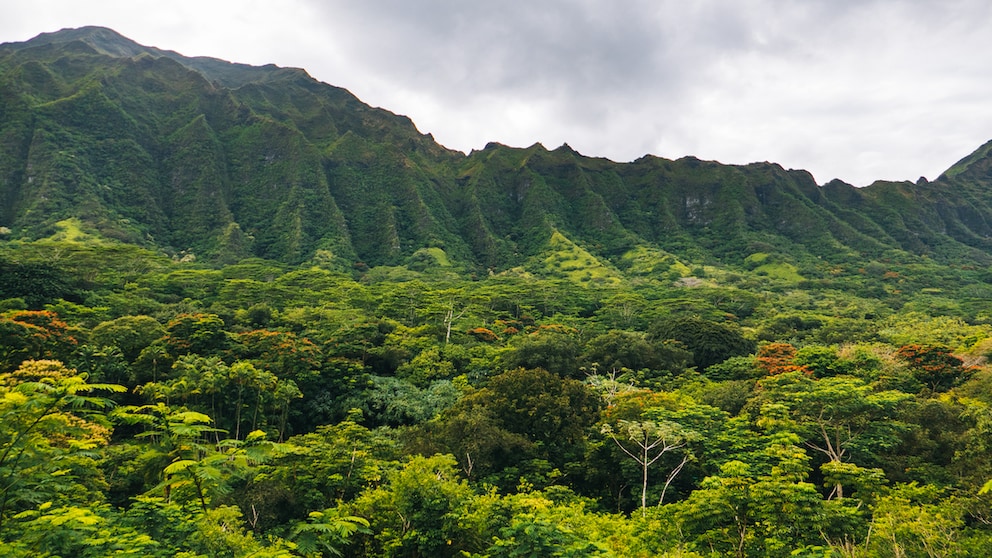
(940, 138, 992, 182)
(5, 26, 320, 92)
(3, 27, 992, 272)
(15, 26, 159, 58)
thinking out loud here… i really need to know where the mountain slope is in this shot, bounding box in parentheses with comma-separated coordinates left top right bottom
(3, 26, 992, 274)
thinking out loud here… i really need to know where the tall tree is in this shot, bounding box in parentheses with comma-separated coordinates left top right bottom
(600, 419, 691, 513)
(755, 372, 907, 499)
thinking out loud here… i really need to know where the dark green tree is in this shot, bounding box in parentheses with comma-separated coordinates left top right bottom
(502, 330, 583, 378)
(90, 315, 166, 363)
(651, 316, 754, 370)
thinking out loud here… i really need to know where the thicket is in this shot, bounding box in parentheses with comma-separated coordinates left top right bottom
(3, 238, 992, 557)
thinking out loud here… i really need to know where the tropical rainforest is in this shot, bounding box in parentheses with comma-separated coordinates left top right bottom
(3, 26, 992, 557)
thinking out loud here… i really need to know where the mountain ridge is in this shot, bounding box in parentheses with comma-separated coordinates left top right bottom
(3, 26, 992, 276)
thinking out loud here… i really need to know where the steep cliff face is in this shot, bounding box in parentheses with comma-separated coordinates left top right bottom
(2, 26, 992, 271)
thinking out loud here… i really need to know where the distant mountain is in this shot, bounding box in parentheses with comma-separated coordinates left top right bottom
(3, 26, 992, 274)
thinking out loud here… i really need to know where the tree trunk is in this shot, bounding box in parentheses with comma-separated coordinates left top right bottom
(641, 443, 649, 514)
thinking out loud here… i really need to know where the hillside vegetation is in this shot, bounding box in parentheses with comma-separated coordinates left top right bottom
(3, 27, 992, 557)
(5, 27, 992, 272)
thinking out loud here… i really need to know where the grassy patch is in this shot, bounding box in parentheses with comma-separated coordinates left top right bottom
(753, 261, 803, 282)
(423, 247, 452, 267)
(534, 230, 622, 286)
(45, 218, 105, 244)
(619, 245, 691, 279)
(745, 252, 803, 283)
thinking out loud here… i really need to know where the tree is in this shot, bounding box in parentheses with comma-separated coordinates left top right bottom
(4, 503, 160, 557)
(116, 403, 287, 513)
(90, 315, 166, 363)
(162, 312, 229, 356)
(0, 360, 124, 533)
(113, 404, 223, 508)
(600, 419, 691, 513)
(161, 430, 287, 513)
(581, 330, 691, 378)
(483, 368, 602, 465)
(184, 504, 297, 557)
(346, 454, 477, 558)
(226, 361, 277, 440)
(0, 258, 78, 309)
(0, 311, 78, 372)
(0, 318, 47, 373)
(675, 460, 755, 557)
(674, 411, 848, 557)
(357, 376, 460, 427)
(756, 372, 908, 499)
(484, 514, 609, 557)
(292, 507, 371, 557)
(651, 316, 754, 370)
(503, 331, 583, 378)
(417, 368, 601, 488)
(230, 329, 322, 385)
(274, 410, 399, 513)
(590, 390, 749, 513)
(755, 342, 809, 376)
(395, 346, 457, 387)
(595, 291, 649, 330)
(793, 345, 854, 378)
(140, 356, 280, 440)
(272, 379, 303, 442)
(868, 483, 965, 558)
(896, 344, 972, 393)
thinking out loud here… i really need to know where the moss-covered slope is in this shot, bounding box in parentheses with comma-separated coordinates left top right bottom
(3, 26, 992, 274)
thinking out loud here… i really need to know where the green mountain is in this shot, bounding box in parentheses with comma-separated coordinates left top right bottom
(3, 26, 992, 274)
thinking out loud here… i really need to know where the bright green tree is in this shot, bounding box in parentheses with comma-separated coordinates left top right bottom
(346, 454, 476, 557)
(755, 371, 908, 499)
(0, 360, 124, 538)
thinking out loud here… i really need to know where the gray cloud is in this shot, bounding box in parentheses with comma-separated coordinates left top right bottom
(4, 0, 992, 185)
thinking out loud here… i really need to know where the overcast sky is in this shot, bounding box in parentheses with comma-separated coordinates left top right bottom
(3, 0, 992, 186)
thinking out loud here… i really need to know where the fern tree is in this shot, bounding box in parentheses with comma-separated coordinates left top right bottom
(0, 360, 125, 535)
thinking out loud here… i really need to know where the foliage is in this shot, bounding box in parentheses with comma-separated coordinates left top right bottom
(651, 316, 754, 370)
(0, 360, 124, 535)
(7, 25, 992, 555)
(0, 258, 79, 309)
(896, 343, 973, 393)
